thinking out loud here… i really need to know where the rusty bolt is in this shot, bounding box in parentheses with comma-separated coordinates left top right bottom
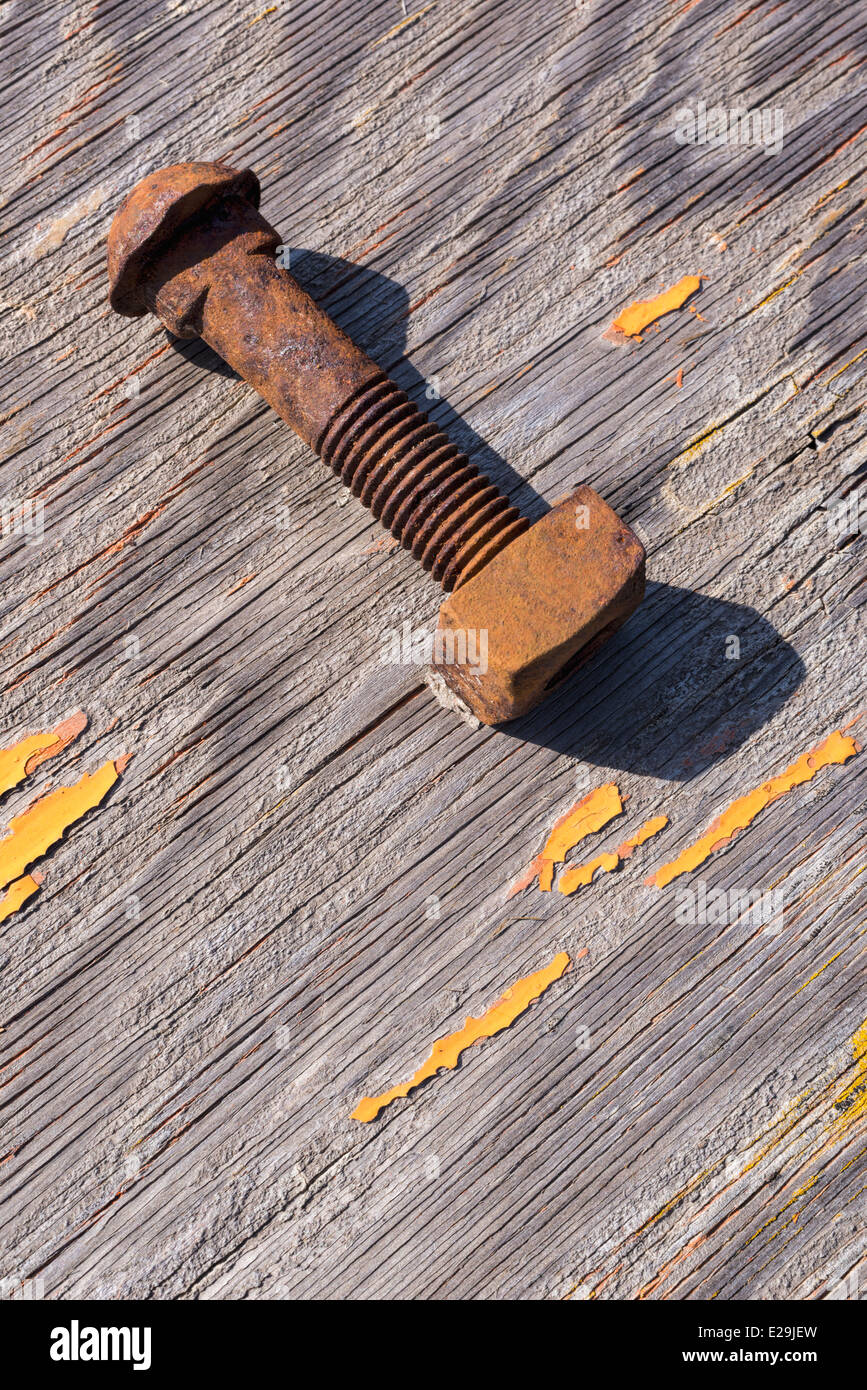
(107, 161, 645, 725)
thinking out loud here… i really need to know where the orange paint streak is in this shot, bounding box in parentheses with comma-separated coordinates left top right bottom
(646, 730, 859, 888)
(89, 344, 171, 402)
(0, 712, 87, 795)
(0, 760, 128, 890)
(103, 503, 169, 558)
(559, 815, 668, 895)
(508, 784, 623, 895)
(610, 275, 701, 340)
(407, 284, 446, 315)
(715, 1, 765, 37)
(0, 872, 42, 923)
(559, 850, 619, 894)
(617, 166, 645, 191)
(352, 951, 571, 1122)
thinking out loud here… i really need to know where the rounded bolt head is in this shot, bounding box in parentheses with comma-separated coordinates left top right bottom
(107, 161, 260, 317)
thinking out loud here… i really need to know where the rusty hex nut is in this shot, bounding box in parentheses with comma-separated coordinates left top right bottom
(432, 485, 645, 725)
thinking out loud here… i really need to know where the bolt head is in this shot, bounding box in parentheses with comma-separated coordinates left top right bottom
(107, 161, 260, 317)
(432, 486, 645, 724)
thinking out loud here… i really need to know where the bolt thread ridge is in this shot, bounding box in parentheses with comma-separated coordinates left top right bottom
(318, 374, 528, 591)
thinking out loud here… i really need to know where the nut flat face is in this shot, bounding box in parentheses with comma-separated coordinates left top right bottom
(432, 485, 646, 724)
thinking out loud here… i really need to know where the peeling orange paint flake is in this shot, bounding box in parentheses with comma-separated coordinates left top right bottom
(0, 760, 128, 890)
(352, 951, 571, 1122)
(227, 573, 255, 594)
(559, 815, 668, 895)
(509, 783, 623, 895)
(609, 275, 701, 341)
(646, 730, 859, 888)
(0, 872, 42, 924)
(0, 712, 87, 796)
(558, 850, 619, 895)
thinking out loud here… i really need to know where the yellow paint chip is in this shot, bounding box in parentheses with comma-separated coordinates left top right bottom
(646, 730, 859, 888)
(509, 783, 624, 895)
(352, 951, 571, 1122)
(373, 2, 436, 45)
(0, 872, 42, 923)
(750, 272, 801, 312)
(670, 420, 725, 467)
(834, 1020, 867, 1132)
(0, 760, 127, 890)
(558, 815, 668, 895)
(0, 711, 87, 796)
(609, 275, 702, 340)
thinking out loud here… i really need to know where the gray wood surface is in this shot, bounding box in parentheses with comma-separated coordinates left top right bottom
(0, 0, 865, 1300)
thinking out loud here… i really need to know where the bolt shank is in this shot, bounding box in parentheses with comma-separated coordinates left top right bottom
(137, 184, 527, 590)
(143, 193, 380, 451)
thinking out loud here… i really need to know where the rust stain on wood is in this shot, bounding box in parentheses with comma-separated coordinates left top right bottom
(227, 574, 255, 594)
(363, 535, 401, 555)
(352, 951, 571, 1122)
(616, 166, 645, 191)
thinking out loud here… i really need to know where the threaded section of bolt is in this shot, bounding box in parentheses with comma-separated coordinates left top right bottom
(317, 374, 528, 591)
